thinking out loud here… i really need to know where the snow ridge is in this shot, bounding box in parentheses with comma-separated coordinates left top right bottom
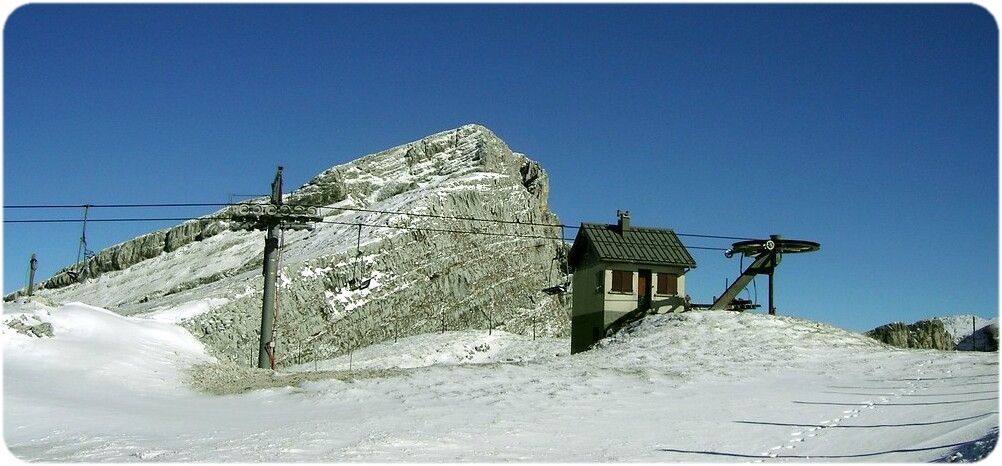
(932, 314, 998, 345)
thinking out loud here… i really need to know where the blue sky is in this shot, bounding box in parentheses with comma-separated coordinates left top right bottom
(3, 4, 997, 330)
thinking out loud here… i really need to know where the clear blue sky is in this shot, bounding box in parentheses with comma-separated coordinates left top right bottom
(3, 4, 997, 331)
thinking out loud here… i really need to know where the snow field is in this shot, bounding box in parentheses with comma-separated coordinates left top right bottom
(2, 301, 997, 462)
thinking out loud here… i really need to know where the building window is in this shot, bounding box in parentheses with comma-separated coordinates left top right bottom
(611, 270, 633, 292)
(657, 273, 678, 295)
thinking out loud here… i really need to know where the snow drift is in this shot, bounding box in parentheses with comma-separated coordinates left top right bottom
(3, 299, 997, 462)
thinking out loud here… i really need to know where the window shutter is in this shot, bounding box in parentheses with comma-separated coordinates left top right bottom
(658, 273, 678, 295)
(611, 270, 633, 292)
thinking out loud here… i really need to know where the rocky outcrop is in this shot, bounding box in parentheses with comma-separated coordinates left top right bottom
(8, 215, 238, 292)
(13, 125, 571, 365)
(957, 323, 999, 352)
(865, 319, 956, 350)
(5, 318, 54, 338)
(933, 315, 999, 351)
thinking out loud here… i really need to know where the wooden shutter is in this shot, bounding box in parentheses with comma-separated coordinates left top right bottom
(658, 273, 678, 295)
(612, 270, 633, 292)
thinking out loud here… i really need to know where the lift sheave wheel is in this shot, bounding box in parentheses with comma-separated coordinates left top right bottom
(710, 235, 820, 314)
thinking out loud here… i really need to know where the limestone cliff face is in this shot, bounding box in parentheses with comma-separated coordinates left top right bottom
(15, 125, 571, 364)
(865, 320, 956, 351)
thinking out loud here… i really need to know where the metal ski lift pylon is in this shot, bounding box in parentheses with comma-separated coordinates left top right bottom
(225, 166, 323, 370)
(67, 204, 94, 282)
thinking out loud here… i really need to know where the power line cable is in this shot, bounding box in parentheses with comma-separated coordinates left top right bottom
(4, 203, 232, 209)
(3, 215, 730, 250)
(4, 217, 228, 224)
(3, 202, 755, 240)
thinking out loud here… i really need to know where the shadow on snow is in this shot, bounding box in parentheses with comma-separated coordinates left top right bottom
(733, 412, 998, 429)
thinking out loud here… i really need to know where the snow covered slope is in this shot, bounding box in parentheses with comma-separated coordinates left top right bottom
(4, 300, 997, 462)
(7, 125, 570, 364)
(285, 328, 565, 372)
(934, 314, 999, 349)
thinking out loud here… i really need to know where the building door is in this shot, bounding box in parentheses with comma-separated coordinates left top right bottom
(638, 269, 652, 309)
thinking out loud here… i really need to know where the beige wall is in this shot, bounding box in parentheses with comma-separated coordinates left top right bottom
(602, 268, 638, 314)
(600, 264, 689, 315)
(571, 256, 693, 353)
(652, 268, 686, 313)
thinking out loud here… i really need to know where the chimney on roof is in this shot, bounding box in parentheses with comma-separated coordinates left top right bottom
(617, 210, 630, 233)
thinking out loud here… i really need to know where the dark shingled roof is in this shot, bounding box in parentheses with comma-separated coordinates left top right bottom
(568, 223, 697, 269)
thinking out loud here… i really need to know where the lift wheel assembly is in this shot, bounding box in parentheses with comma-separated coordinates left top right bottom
(711, 235, 820, 315)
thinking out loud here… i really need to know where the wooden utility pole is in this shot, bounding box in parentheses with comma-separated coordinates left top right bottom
(27, 254, 37, 296)
(228, 166, 321, 369)
(972, 316, 978, 352)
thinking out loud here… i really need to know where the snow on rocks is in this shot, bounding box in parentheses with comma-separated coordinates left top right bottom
(12, 125, 568, 366)
(935, 314, 997, 344)
(134, 297, 230, 324)
(299, 265, 333, 279)
(321, 270, 389, 317)
(934, 314, 999, 351)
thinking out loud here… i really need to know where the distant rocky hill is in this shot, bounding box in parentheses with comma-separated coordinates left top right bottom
(865, 315, 999, 351)
(8, 125, 571, 365)
(865, 320, 956, 351)
(934, 314, 999, 351)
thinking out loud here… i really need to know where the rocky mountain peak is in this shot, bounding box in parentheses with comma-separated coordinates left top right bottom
(291, 124, 548, 211)
(11, 125, 570, 365)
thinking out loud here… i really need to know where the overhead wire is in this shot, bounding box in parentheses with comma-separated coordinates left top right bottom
(4, 203, 233, 209)
(6, 199, 757, 366)
(4, 216, 732, 251)
(3, 202, 755, 241)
